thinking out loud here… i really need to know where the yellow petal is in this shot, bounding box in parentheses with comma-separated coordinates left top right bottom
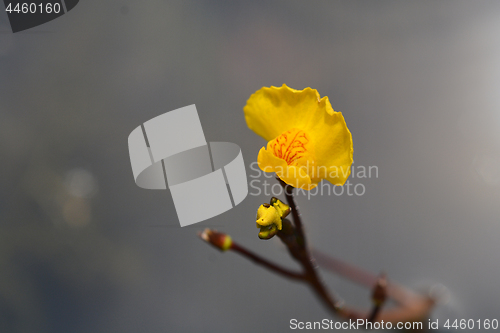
(305, 113, 353, 185)
(266, 128, 314, 166)
(257, 146, 288, 174)
(244, 84, 334, 142)
(257, 147, 317, 190)
(247, 84, 353, 187)
(279, 165, 317, 190)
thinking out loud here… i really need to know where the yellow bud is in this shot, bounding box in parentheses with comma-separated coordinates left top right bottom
(256, 204, 282, 230)
(270, 197, 291, 219)
(258, 224, 278, 240)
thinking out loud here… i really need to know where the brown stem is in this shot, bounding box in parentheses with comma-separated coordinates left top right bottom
(311, 249, 377, 288)
(233, 234, 364, 320)
(280, 179, 307, 248)
(230, 242, 306, 281)
(200, 178, 435, 327)
(367, 304, 382, 323)
(367, 275, 387, 323)
(277, 178, 366, 319)
(312, 249, 423, 306)
(312, 248, 435, 324)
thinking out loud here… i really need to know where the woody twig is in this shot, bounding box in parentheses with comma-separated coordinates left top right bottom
(199, 178, 435, 328)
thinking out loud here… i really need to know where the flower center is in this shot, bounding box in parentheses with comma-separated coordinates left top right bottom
(268, 128, 311, 165)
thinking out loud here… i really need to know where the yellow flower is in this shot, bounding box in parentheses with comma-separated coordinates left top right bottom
(244, 84, 353, 190)
(255, 198, 291, 239)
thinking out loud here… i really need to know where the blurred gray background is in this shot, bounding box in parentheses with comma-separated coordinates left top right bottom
(1, 1, 500, 332)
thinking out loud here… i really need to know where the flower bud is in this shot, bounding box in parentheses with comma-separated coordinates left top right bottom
(256, 204, 282, 231)
(199, 229, 232, 251)
(270, 197, 291, 219)
(258, 224, 278, 240)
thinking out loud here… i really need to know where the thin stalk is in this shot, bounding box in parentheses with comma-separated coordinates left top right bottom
(230, 242, 306, 281)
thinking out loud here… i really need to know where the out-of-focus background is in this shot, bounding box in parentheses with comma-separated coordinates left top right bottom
(1, 1, 500, 332)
